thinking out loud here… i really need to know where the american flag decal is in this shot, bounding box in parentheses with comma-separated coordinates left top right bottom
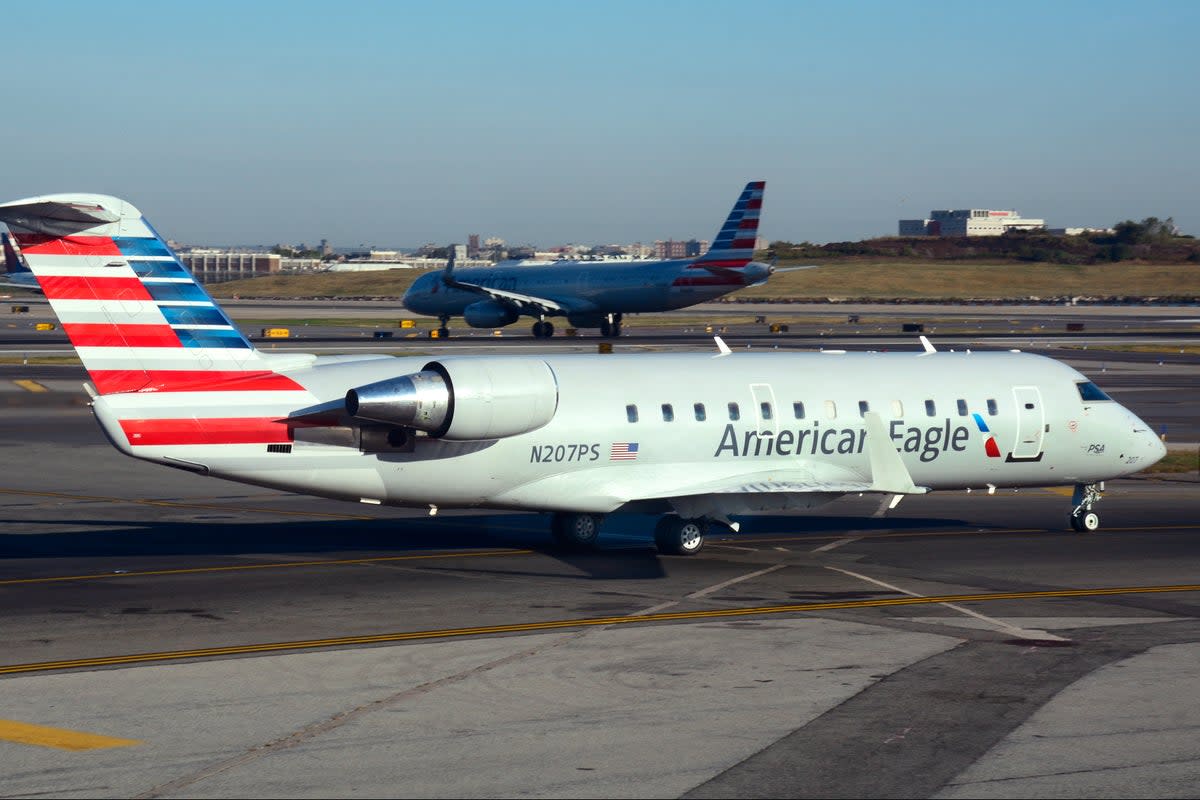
(610, 442, 639, 461)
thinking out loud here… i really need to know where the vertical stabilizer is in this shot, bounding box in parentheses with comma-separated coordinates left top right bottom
(694, 181, 765, 267)
(0, 194, 298, 395)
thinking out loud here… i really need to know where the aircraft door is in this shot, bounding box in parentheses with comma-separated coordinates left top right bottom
(1010, 386, 1045, 460)
(750, 383, 779, 437)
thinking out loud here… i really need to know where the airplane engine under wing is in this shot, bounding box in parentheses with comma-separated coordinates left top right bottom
(463, 299, 520, 328)
(345, 357, 558, 440)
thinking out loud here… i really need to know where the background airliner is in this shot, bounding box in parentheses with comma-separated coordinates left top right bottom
(402, 181, 811, 338)
(0, 193, 1166, 554)
(1, 232, 39, 292)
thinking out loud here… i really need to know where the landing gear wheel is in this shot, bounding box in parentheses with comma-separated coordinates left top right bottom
(436, 327, 449, 339)
(600, 320, 612, 337)
(1069, 483, 1103, 533)
(552, 512, 602, 549)
(654, 516, 707, 556)
(532, 320, 555, 339)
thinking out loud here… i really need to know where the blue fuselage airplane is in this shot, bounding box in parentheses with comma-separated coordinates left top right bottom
(401, 182, 809, 338)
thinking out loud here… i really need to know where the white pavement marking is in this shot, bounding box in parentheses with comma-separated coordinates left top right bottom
(811, 536, 864, 553)
(825, 565, 1071, 643)
(635, 564, 789, 616)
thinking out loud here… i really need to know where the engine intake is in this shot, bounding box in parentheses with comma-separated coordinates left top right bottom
(346, 357, 558, 440)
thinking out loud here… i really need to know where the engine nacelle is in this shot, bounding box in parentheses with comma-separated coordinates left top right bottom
(345, 357, 558, 440)
(463, 300, 519, 328)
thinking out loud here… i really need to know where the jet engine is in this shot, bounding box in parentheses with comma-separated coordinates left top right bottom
(345, 357, 558, 440)
(463, 300, 519, 328)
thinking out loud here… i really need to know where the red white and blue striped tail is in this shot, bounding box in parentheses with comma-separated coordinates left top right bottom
(0, 193, 302, 396)
(694, 181, 765, 268)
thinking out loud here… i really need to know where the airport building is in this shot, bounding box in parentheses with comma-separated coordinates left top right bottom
(180, 250, 282, 284)
(900, 209, 1046, 237)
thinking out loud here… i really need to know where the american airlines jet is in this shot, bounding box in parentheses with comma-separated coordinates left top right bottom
(1, 232, 39, 292)
(0, 194, 1166, 554)
(402, 181, 809, 338)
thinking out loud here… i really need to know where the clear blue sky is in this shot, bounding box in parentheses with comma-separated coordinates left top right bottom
(2, 0, 1196, 247)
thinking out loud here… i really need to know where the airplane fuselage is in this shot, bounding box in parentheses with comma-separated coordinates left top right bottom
(92, 351, 1165, 515)
(402, 259, 772, 323)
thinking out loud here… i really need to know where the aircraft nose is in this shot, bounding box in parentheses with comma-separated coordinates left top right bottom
(1143, 427, 1167, 465)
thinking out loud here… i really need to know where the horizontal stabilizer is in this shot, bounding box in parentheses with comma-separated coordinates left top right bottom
(0, 197, 121, 237)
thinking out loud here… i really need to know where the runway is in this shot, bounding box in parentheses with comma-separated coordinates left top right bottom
(1, 307, 1199, 798)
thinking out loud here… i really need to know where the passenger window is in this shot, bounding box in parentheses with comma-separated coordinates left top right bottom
(858, 401, 869, 418)
(956, 399, 968, 416)
(661, 403, 674, 422)
(728, 402, 740, 421)
(694, 402, 706, 421)
(760, 402, 772, 420)
(987, 398, 998, 415)
(824, 400, 837, 419)
(891, 400, 904, 418)
(925, 400, 936, 416)
(626, 404, 638, 423)
(792, 401, 805, 419)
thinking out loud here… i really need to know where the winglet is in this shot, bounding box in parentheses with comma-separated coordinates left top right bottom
(713, 335, 732, 357)
(919, 335, 936, 355)
(863, 411, 926, 494)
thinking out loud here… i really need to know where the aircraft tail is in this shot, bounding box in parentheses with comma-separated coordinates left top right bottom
(3, 232, 29, 274)
(694, 181, 765, 267)
(0, 194, 301, 396)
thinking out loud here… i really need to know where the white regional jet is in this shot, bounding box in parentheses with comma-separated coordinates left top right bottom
(402, 181, 811, 339)
(0, 194, 1167, 554)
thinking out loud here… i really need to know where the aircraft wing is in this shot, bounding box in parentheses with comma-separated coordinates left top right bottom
(442, 272, 570, 316)
(630, 412, 929, 501)
(454, 280, 568, 315)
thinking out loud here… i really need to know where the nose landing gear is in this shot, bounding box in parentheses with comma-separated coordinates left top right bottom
(1069, 483, 1103, 532)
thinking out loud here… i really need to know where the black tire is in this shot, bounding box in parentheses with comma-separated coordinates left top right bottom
(600, 320, 612, 337)
(655, 517, 706, 556)
(552, 512, 601, 549)
(437, 327, 449, 339)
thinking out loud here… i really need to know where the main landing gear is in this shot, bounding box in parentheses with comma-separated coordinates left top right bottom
(1069, 482, 1103, 532)
(599, 313, 623, 338)
(532, 319, 555, 339)
(436, 315, 451, 339)
(549, 512, 715, 555)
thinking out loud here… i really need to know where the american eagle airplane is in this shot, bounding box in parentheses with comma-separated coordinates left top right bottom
(0, 194, 1166, 554)
(402, 181, 812, 339)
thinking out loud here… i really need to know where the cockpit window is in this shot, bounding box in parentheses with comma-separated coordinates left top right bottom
(1076, 381, 1112, 402)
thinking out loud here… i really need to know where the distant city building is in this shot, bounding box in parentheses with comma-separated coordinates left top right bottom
(467, 233, 480, 257)
(653, 239, 708, 259)
(900, 209, 1046, 237)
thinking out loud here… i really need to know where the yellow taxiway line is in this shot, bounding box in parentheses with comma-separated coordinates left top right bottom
(0, 719, 140, 750)
(2, 583, 1197, 677)
(0, 549, 532, 586)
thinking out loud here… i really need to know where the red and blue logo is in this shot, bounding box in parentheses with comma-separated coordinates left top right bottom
(972, 413, 1002, 458)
